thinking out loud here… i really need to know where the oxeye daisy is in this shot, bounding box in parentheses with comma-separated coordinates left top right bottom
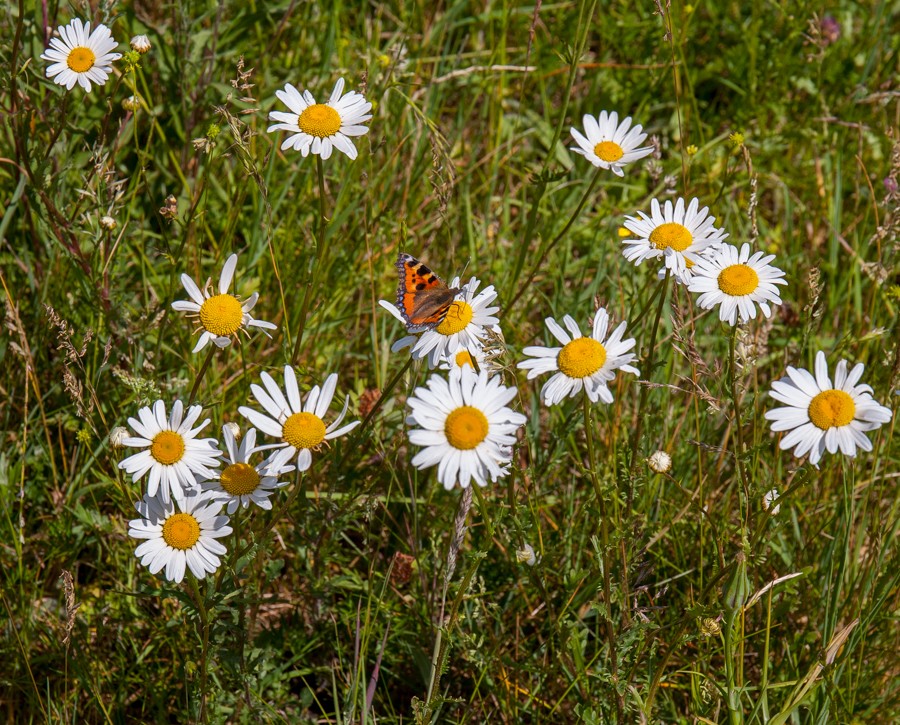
(570, 111, 652, 176)
(687, 243, 787, 325)
(406, 366, 526, 490)
(128, 492, 231, 584)
(267, 78, 372, 160)
(41, 18, 122, 93)
(517, 310, 639, 406)
(201, 426, 293, 514)
(238, 367, 360, 473)
(118, 400, 221, 504)
(623, 197, 728, 282)
(764, 351, 893, 467)
(379, 277, 502, 368)
(172, 253, 277, 353)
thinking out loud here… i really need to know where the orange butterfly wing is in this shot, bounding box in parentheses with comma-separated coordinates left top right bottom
(395, 253, 460, 330)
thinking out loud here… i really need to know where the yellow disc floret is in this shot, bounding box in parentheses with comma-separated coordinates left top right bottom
(594, 140, 624, 163)
(298, 104, 342, 137)
(198, 294, 244, 336)
(557, 337, 607, 379)
(808, 390, 855, 430)
(282, 412, 326, 449)
(436, 301, 473, 336)
(220, 462, 260, 496)
(162, 512, 201, 550)
(718, 264, 759, 296)
(649, 222, 693, 252)
(150, 430, 186, 465)
(444, 406, 489, 450)
(454, 350, 475, 368)
(67, 47, 96, 73)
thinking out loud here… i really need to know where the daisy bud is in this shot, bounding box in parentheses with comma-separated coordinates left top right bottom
(700, 617, 721, 637)
(99, 215, 117, 231)
(648, 450, 672, 474)
(131, 34, 151, 54)
(515, 543, 538, 567)
(223, 421, 241, 442)
(762, 489, 781, 516)
(122, 95, 141, 111)
(109, 426, 129, 448)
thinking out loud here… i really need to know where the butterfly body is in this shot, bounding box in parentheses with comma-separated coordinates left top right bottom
(395, 253, 460, 330)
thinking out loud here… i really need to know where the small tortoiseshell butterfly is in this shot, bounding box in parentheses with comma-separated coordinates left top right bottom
(395, 252, 461, 330)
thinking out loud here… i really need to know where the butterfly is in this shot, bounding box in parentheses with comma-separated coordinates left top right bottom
(395, 252, 461, 330)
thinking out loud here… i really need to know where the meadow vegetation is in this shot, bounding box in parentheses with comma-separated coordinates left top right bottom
(2, 0, 899, 722)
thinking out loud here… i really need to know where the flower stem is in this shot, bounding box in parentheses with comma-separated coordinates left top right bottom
(291, 156, 329, 365)
(425, 487, 475, 710)
(188, 346, 216, 406)
(627, 270, 671, 484)
(188, 575, 211, 724)
(583, 392, 624, 722)
(728, 327, 750, 519)
(507, 165, 604, 312)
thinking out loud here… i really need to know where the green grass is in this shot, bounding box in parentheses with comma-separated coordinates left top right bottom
(2, 0, 899, 722)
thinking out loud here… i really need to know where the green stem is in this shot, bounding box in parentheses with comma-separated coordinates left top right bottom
(504, 0, 597, 304)
(722, 608, 743, 725)
(583, 393, 624, 723)
(728, 327, 750, 519)
(187, 346, 216, 406)
(188, 576, 211, 724)
(507, 166, 604, 312)
(627, 271, 671, 482)
(291, 156, 329, 364)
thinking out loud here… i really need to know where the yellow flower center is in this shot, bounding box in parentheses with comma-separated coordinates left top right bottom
(282, 412, 326, 449)
(593, 140, 624, 162)
(444, 406, 489, 450)
(162, 512, 201, 550)
(454, 350, 475, 368)
(219, 462, 260, 496)
(297, 104, 342, 138)
(67, 46, 96, 73)
(808, 390, 856, 430)
(718, 264, 759, 296)
(649, 222, 693, 252)
(198, 294, 244, 336)
(150, 430, 186, 465)
(557, 337, 607, 379)
(436, 300, 473, 336)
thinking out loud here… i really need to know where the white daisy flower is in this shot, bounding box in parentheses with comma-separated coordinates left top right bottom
(201, 426, 294, 514)
(41, 18, 122, 93)
(379, 277, 502, 368)
(406, 366, 526, 490)
(687, 243, 787, 325)
(128, 491, 232, 584)
(119, 400, 221, 504)
(570, 111, 652, 176)
(172, 253, 277, 353)
(238, 367, 360, 473)
(764, 351, 893, 467)
(517, 310, 639, 406)
(267, 78, 372, 160)
(622, 197, 728, 282)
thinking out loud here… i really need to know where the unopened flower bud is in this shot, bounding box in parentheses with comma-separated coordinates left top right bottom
(648, 450, 672, 474)
(99, 215, 117, 231)
(109, 426, 129, 448)
(131, 35, 151, 54)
